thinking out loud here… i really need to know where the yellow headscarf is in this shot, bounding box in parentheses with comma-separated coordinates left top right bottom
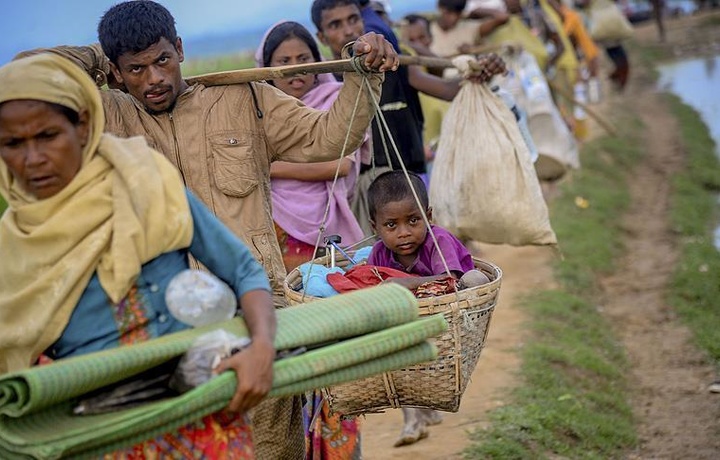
(486, 16, 550, 70)
(0, 54, 194, 374)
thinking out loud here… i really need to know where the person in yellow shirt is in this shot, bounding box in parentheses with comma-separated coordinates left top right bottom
(546, 0, 600, 79)
(546, 0, 601, 138)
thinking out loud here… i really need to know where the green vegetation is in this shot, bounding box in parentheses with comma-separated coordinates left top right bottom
(0, 196, 5, 216)
(464, 115, 643, 459)
(181, 43, 334, 77)
(465, 28, 720, 460)
(551, 122, 643, 295)
(182, 53, 256, 77)
(665, 94, 720, 363)
(701, 14, 720, 27)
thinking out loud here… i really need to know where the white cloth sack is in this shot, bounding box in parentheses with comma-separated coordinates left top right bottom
(428, 82, 557, 246)
(501, 50, 579, 180)
(494, 85, 539, 163)
(588, 0, 634, 42)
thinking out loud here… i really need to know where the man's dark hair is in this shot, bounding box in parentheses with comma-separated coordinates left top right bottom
(367, 170, 429, 220)
(98, 0, 178, 65)
(311, 0, 361, 31)
(262, 22, 322, 68)
(438, 0, 467, 13)
(403, 13, 432, 34)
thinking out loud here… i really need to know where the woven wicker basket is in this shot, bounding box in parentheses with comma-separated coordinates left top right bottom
(283, 254, 502, 415)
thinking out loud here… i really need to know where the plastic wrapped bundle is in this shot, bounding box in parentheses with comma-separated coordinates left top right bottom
(165, 269, 237, 327)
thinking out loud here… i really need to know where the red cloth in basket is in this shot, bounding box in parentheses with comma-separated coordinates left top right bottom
(326, 265, 413, 293)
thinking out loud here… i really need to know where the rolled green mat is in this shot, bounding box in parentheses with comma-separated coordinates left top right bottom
(0, 313, 444, 459)
(0, 283, 418, 418)
(273, 314, 446, 387)
(71, 341, 439, 460)
(0, 315, 445, 447)
(0, 334, 446, 459)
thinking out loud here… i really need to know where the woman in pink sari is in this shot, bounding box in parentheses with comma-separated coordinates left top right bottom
(256, 21, 369, 273)
(256, 21, 366, 459)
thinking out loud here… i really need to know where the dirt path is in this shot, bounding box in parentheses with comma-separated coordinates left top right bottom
(360, 244, 555, 459)
(359, 13, 720, 459)
(599, 70, 720, 460)
(599, 16, 720, 460)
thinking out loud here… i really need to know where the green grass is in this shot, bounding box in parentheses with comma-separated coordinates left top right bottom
(464, 291, 635, 460)
(182, 53, 256, 77)
(551, 119, 643, 295)
(464, 34, 720, 457)
(665, 94, 720, 363)
(464, 116, 643, 459)
(180, 43, 335, 77)
(701, 14, 720, 27)
(0, 195, 6, 216)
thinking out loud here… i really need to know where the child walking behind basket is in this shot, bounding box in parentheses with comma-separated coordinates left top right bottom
(366, 170, 489, 446)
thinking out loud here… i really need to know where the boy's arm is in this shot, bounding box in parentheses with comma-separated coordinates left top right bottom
(408, 65, 462, 101)
(270, 157, 354, 181)
(541, 14, 565, 71)
(474, 9, 511, 38)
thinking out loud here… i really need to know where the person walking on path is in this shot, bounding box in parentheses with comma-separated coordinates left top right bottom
(15, 1, 398, 457)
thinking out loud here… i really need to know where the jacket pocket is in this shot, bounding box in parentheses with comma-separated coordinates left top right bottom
(211, 135, 259, 198)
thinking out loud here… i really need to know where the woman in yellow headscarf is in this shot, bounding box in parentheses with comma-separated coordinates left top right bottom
(0, 53, 276, 458)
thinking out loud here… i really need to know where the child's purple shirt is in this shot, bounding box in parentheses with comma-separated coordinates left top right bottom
(367, 225, 475, 276)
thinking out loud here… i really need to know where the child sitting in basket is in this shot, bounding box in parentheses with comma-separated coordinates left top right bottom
(365, 170, 490, 447)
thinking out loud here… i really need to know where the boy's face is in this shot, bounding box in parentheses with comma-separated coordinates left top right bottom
(437, 7, 462, 31)
(371, 198, 433, 260)
(316, 4, 365, 57)
(402, 21, 432, 48)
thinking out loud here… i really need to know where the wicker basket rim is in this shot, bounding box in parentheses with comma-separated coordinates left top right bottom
(283, 255, 502, 307)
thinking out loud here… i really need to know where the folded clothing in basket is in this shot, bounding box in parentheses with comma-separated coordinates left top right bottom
(327, 265, 413, 293)
(326, 265, 465, 298)
(295, 246, 375, 298)
(297, 263, 344, 297)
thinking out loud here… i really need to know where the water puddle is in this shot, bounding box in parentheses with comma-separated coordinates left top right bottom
(658, 56, 720, 155)
(658, 56, 720, 251)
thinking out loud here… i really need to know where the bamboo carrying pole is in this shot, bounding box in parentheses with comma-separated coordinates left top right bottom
(450, 42, 520, 58)
(187, 51, 616, 136)
(547, 80, 618, 136)
(186, 54, 471, 87)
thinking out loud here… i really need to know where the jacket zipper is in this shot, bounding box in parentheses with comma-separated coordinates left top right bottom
(168, 113, 187, 185)
(169, 110, 218, 213)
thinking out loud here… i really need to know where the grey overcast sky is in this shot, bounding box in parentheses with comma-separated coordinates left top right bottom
(1, 0, 436, 64)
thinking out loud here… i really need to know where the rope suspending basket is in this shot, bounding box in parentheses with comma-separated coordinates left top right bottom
(264, 52, 505, 416)
(284, 253, 502, 415)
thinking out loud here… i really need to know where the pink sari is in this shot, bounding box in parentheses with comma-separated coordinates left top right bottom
(256, 22, 369, 253)
(256, 22, 366, 459)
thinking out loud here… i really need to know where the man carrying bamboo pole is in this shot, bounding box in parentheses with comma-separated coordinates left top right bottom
(14, 1, 398, 458)
(312, 0, 507, 236)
